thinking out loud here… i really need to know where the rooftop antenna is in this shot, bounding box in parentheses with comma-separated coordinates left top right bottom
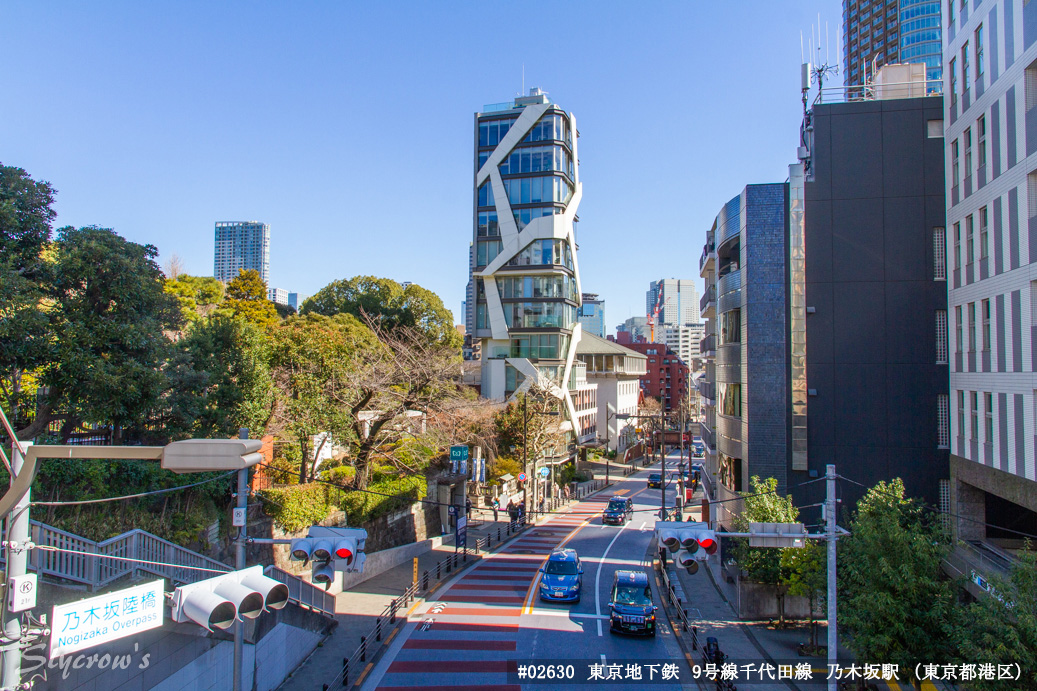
(804, 15, 839, 106)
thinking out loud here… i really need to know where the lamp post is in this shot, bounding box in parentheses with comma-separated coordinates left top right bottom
(616, 408, 671, 520)
(604, 405, 616, 486)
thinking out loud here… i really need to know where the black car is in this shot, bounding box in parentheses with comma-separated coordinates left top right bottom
(602, 495, 633, 525)
(607, 570, 657, 636)
(647, 473, 662, 489)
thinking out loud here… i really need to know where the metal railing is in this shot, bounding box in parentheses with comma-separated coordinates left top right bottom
(699, 285, 715, 314)
(659, 565, 697, 645)
(0, 520, 336, 617)
(264, 565, 336, 616)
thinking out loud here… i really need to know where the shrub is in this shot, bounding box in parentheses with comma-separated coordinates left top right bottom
(258, 483, 329, 532)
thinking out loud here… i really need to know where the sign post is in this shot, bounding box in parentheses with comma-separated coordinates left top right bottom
(455, 515, 467, 551)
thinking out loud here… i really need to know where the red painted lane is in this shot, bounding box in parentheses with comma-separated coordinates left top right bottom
(436, 606, 521, 616)
(440, 594, 524, 604)
(411, 622, 518, 633)
(473, 565, 540, 573)
(387, 659, 519, 673)
(378, 686, 521, 691)
(448, 583, 528, 591)
(403, 639, 517, 650)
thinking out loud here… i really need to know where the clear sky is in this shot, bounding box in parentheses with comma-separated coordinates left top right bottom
(2, 1, 841, 330)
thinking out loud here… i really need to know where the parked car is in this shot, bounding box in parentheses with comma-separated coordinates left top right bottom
(607, 570, 657, 636)
(538, 548, 583, 603)
(602, 495, 633, 525)
(647, 473, 662, 489)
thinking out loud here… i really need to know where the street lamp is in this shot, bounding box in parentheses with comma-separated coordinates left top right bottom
(617, 408, 671, 520)
(603, 404, 616, 486)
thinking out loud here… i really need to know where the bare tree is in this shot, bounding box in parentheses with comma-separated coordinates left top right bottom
(164, 253, 186, 280)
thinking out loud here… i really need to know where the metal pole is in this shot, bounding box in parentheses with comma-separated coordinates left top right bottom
(605, 412, 611, 485)
(522, 397, 528, 516)
(660, 411, 666, 520)
(233, 429, 249, 691)
(2, 440, 31, 689)
(826, 463, 837, 691)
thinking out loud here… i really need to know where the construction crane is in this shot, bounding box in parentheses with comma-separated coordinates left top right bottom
(647, 293, 672, 342)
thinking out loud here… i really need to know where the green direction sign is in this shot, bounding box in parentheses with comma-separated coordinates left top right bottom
(450, 446, 469, 462)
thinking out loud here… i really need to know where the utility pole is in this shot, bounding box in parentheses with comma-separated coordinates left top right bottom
(659, 409, 666, 520)
(233, 428, 249, 691)
(2, 440, 31, 689)
(522, 396, 529, 520)
(604, 406, 614, 486)
(826, 463, 838, 691)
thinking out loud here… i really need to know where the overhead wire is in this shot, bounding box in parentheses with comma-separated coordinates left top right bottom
(31, 471, 237, 506)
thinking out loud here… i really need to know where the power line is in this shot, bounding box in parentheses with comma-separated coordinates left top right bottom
(31, 471, 237, 506)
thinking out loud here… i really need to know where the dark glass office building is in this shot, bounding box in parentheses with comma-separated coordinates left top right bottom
(842, 0, 942, 89)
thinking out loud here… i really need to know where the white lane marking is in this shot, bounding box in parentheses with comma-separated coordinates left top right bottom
(600, 654, 606, 664)
(639, 521, 646, 530)
(593, 517, 630, 636)
(533, 611, 609, 619)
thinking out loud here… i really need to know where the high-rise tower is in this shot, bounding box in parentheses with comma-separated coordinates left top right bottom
(841, 0, 942, 89)
(471, 88, 583, 423)
(214, 221, 270, 286)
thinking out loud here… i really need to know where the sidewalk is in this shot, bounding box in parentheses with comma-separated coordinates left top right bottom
(279, 472, 614, 690)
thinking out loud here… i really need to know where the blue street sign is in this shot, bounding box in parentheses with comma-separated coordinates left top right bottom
(450, 445, 469, 462)
(539, 467, 549, 478)
(456, 516, 467, 548)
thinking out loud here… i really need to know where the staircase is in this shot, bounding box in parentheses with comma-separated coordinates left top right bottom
(1, 520, 335, 616)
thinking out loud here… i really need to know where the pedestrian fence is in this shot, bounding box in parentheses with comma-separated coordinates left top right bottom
(324, 477, 612, 688)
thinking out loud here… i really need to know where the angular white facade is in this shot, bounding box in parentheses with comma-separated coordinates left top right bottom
(471, 89, 583, 425)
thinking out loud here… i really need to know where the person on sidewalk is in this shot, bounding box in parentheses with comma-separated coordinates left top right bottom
(491, 497, 500, 521)
(507, 500, 518, 523)
(518, 501, 526, 524)
(538, 497, 545, 515)
(563, 485, 570, 501)
(465, 497, 472, 519)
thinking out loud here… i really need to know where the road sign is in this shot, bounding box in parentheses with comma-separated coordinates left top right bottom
(749, 522, 807, 548)
(8, 574, 36, 613)
(518, 472, 527, 482)
(456, 516, 468, 548)
(539, 467, 549, 478)
(232, 507, 246, 527)
(450, 446, 469, 462)
(51, 579, 164, 657)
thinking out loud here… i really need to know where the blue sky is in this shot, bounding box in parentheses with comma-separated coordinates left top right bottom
(2, 1, 841, 329)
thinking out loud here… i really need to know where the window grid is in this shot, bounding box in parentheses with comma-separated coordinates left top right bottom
(954, 222, 961, 269)
(985, 392, 994, 443)
(978, 115, 987, 169)
(971, 391, 979, 440)
(958, 390, 965, 437)
(966, 215, 975, 264)
(979, 207, 988, 259)
(933, 227, 946, 279)
(964, 128, 972, 179)
(982, 299, 991, 351)
(937, 394, 950, 448)
(955, 305, 964, 353)
(952, 140, 960, 187)
(968, 302, 977, 352)
(975, 25, 984, 79)
(936, 310, 948, 363)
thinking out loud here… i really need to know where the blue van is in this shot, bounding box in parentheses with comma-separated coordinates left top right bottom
(607, 570, 657, 636)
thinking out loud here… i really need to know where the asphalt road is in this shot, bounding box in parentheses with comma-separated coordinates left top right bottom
(359, 455, 694, 691)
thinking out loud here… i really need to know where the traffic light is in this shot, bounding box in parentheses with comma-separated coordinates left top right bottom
(171, 565, 289, 631)
(655, 522, 718, 574)
(289, 527, 368, 590)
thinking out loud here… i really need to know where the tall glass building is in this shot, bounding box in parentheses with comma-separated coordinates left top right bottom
(214, 221, 270, 286)
(842, 0, 942, 88)
(471, 88, 584, 423)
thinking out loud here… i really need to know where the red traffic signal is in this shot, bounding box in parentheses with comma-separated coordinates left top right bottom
(697, 530, 718, 555)
(335, 537, 357, 563)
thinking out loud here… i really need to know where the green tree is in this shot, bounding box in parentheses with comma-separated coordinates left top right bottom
(493, 386, 566, 478)
(225, 269, 278, 328)
(267, 313, 377, 479)
(780, 541, 826, 649)
(163, 315, 274, 439)
(301, 276, 461, 349)
(164, 274, 225, 324)
(730, 476, 799, 625)
(0, 165, 57, 422)
(838, 478, 959, 689)
(954, 546, 1037, 690)
(25, 226, 182, 442)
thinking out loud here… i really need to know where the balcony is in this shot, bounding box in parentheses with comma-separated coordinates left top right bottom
(700, 285, 716, 319)
(699, 238, 716, 276)
(697, 379, 715, 403)
(700, 333, 715, 357)
(699, 423, 716, 451)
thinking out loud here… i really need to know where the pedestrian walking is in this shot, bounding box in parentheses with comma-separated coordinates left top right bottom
(507, 500, 518, 523)
(563, 485, 570, 501)
(465, 497, 472, 519)
(538, 497, 545, 515)
(492, 497, 500, 521)
(518, 501, 526, 523)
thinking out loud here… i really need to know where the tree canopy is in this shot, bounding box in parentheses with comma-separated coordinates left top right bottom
(301, 275, 461, 349)
(225, 268, 278, 328)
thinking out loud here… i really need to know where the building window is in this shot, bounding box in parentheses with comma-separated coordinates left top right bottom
(958, 390, 965, 436)
(953, 222, 961, 269)
(937, 394, 950, 448)
(950, 57, 958, 105)
(1032, 281, 1037, 325)
(955, 305, 963, 352)
(978, 115, 987, 171)
(933, 227, 946, 279)
(936, 310, 948, 363)
(965, 215, 974, 264)
(952, 140, 960, 188)
(971, 391, 979, 440)
(948, 0, 955, 25)
(968, 302, 977, 351)
(982, 299, 991, 351)
(979, 207, 988, 259)
(984, 392, 994, 442)
(975, 25, 984, 80)
(928, 119, 945, 138)
(964, 128, 972, 180)
(962, 43, 970, 92)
